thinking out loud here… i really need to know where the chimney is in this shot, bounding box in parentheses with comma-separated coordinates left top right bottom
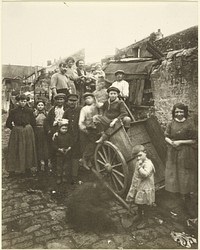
(155, 29, 163, 40)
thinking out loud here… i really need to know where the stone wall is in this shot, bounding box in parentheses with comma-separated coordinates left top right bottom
(150, 47, 198, 129)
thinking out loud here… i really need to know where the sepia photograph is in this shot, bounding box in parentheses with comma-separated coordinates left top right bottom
(1, 1, 198, 249)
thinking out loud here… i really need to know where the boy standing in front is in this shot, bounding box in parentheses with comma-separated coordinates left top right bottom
(52, 119, 72, 184)
(79, 92, 100, 169)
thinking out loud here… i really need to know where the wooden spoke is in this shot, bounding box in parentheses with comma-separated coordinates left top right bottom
(99, 168, 106, 173)
(110, 152, 117, 165)
(107, 145, 111, 162)
(111, 163, 122, 169)
(112, 169, 125, 178)
(98, 151, 107, 163)
(112, 172, 124, 188)
(102, 146, 109, 162)
(97, 159, 106, 166)
(111, 175, 119, 192)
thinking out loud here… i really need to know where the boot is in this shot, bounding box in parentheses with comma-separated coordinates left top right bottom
(136, 206, 147, 229)
(132, 205, 143, 223)
(82, 158, 90, 170)
(95, 132, 108, 144)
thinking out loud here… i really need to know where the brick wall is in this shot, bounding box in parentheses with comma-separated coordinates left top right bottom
(150, 47, 198, 129)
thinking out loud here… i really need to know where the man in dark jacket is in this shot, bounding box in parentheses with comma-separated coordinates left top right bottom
(44, 93, 67, 173)
(62, 94, 82, 184)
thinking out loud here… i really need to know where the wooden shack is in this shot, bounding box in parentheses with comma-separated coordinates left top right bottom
(104, 59, 158, 107)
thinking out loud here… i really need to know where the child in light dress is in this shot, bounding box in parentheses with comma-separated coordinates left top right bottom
(126, 145, 155, 229)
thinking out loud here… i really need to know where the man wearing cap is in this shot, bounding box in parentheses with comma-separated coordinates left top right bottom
(50, 62, 71, 99)
(44, 93, 67, 173)
(111, 70, 129, 101)
(79, 92, 100, 169)
(62, 94, 82, 184)
(93, 86, 131, 143)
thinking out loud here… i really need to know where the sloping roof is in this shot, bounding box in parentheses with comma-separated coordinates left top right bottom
(154, 26, 198, 53)
(115, 26, 197, 59)
(104, 60, 157, 82)
(121, 37, 150, 53)
(2, 65, 36, 79)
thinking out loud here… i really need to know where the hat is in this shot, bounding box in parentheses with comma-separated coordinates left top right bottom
(67, 94, 79, 101)
(107, 86, 120, 94)
(58, 119, 69, 127)
(15, 94, 20, 102)
(54, 93, 66, 100)
(18, 94, 28, 101)
(36, 99, 46, 106)
(83, 92, 95, 99)
(132, 145, 146, 157)
(114, 70, 125, 76)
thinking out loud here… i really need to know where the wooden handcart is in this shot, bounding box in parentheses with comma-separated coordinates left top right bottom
(94, 115, 167, 197)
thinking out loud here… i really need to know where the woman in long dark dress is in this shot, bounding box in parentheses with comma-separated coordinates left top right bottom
(165, 103, 197, 206)
(6, 94, 37, 175)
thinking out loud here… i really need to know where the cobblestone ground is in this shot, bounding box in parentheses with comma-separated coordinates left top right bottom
(2, 114, 198, 249)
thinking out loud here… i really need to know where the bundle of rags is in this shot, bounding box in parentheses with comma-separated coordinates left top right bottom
(66, 181, 117, 232)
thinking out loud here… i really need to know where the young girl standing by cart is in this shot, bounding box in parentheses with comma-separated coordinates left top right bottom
(126, 145, 155, 229)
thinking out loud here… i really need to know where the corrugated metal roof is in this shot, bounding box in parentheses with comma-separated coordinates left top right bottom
(104, 60, 157, 82)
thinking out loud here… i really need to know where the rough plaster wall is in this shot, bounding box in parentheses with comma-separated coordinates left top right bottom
(150, 48, 198, 128)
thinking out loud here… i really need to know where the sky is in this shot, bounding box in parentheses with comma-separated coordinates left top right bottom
(1, 1, 198, 67)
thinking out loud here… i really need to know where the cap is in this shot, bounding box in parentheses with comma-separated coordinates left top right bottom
(18, 94, 29, 101)
(36, 99, 46, 106)
(58, 119, 69, 127)
(107, 86, 120, 94)
(54, 93, 66, 100)
(67, 94, 79, 101)
(114, 70, 125, 76)
(83, 92, 95, 99)
(132, 145, 146, 157)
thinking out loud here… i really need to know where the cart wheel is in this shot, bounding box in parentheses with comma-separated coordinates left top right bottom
(94, 141, 128, 196)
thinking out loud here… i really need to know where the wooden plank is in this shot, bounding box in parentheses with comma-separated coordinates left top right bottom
(128, 122, 147, 136)
(128, 122, 151, 145)
(129, 79, 137, 103)
(110, 127, 133, 161)
(145, 116, 167, 163)
(135, 79, 145, 105)
(144, 142, 165, 183)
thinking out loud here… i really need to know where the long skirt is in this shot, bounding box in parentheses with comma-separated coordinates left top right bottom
(34, 126, 49, 162)
(6, 125, 37, 173)
(165, 145, 198, 194)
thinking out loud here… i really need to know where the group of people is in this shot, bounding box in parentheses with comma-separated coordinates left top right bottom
(5, 56, 197, 229)
(50, 57, 129, 105)
(125, 102, 197, 228)
(5, 59, 132, 186)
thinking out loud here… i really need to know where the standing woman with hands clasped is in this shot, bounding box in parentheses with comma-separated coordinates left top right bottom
(164, 103, 197, 213)
(6, 94, 37, 176)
